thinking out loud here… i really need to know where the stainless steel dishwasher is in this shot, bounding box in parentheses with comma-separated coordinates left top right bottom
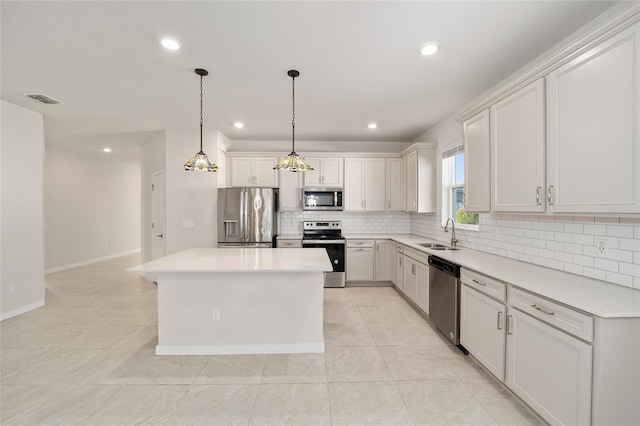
(428, 255, 464, 347)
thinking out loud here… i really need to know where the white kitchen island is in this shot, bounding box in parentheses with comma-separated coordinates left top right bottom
(128, 248, 332, 355)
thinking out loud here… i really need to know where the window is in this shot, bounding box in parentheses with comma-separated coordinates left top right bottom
(442, 146, 479, 230)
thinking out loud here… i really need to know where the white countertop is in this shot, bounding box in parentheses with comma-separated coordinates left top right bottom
(345, 233, 640, 318)
(129, 248, 332, 273)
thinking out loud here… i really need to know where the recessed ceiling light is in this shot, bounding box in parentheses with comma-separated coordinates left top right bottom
(420, 44, 440, 56)
(368, 123, 378, 129)
(161, 38, 181, 51)
(233, 122, 245, 129)
(103, 148, 112, 153)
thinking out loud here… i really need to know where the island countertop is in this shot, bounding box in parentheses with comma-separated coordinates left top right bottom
(128, 248, 332, 273)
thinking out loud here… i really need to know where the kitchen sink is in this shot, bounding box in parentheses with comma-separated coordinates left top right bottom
(417, 243, 448, 248)
(430, 246, 460, 251)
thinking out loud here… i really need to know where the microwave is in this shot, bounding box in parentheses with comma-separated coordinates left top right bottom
(303, 188, 343, 211)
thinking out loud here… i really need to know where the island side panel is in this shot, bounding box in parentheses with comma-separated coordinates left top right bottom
(156, 271, 324, 355)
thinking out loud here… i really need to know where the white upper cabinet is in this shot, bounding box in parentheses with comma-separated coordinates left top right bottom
(463, 110, 491, 212)
(344, 158, 386, 211)
(490, 79, 546, 212)
(386, 158, 405, 211)
(303, 157, 343, 187)
(231, 157, 279, 188)
(278, 168, 302, 211)
(404, 145, 436, 213)
(547, 23, 640, 213)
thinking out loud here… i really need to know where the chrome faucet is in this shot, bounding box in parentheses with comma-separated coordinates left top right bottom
(444, 218, 459, 247)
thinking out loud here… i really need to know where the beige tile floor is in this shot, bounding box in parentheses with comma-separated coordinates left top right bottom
(0, 253, 544, 425)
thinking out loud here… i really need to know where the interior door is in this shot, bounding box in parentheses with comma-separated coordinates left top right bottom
(151, 170, 165, 260)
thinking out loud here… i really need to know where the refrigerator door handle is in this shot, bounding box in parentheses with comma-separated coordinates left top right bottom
(239, 189, 247, 242)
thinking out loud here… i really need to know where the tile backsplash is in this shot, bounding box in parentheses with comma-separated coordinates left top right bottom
(279, 211, 411, 235)
(412, 212, 640, 290)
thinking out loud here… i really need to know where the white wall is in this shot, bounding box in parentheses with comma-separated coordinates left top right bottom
(164, 129, 218, 255)
(44, 145, 141, 272)
(140, 132, 166, 262)
(216, 131, 229, 189)
(1, 100, 45, 319)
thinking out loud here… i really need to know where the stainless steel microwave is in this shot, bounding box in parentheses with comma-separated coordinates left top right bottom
(302, 188, 343, 211)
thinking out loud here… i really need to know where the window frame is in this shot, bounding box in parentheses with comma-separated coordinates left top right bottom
(441, 143, 479, 231)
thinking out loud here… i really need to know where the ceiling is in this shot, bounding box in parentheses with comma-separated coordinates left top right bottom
(1, 1, 618, 156)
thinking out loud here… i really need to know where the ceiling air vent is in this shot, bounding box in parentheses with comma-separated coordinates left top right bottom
(25, 94, 62, 104)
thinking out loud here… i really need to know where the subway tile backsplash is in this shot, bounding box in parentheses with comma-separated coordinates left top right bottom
(411, 212, 640, 290)
(279, 211, 411, 235)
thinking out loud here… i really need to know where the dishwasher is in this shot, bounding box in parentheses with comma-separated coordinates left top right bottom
(428, 255, 465, 350)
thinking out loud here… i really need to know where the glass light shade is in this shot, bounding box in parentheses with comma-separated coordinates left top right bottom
(184, 151, 218, 172)
(273, 152, 313, 172)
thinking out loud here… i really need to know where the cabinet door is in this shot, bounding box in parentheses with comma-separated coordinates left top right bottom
(254, 157, 278, 187)
(506, 308, 592, 426)
(405, 151, 418, 211)
(386, 158, 405, 211)
(403, 257, 418, 302)
(390, 241, 397, 285)
(463, 110, 491, 212)
(365, 159, 386, 211)
(460, 284, 506, 380)
(346, 247, 374, 281)
(547, 23, 640, 213)
(322, 158, 344, 187)
(374, 240, 391, 281)
(344, 158, 364, 211)
(279, 169, 302, 211)
(491, 79, 545, 212)
(231, 158, 256, 187)
(415, 261, 429, 314)
(396, 253, 405, 292)
(302, 157, 322, 186)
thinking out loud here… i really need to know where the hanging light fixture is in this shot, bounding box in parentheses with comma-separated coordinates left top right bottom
(274, 70, 313, 172)
(184, 68, 218, 172)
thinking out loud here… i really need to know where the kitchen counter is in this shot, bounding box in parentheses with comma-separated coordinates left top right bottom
(129, 248, 331, 355)
(344, 234, 640, 318)
(276, 234, 303, 240)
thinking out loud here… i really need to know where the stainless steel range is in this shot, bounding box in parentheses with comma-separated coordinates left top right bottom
(302, 221, 345, 288)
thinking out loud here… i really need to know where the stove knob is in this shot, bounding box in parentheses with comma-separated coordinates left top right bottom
(334, 259, 339, 264)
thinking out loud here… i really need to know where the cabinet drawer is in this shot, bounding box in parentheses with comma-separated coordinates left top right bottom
(508, 287, 593, 342)
(396, 243, 404, 254)
(347, 239, 374, 248)
(278, 240, 302, 248)
(461, 268, 507, 302)
(404, 247, 429, 265)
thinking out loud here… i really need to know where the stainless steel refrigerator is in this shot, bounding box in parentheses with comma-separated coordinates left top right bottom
(217, 188, 278, 247)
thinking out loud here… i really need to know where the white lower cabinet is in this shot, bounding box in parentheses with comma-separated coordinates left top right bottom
(395, 245, 404, 292)
(460, 284, 506, 381)
(401, 247, 429, 312)
(403, 256, 417, 302)
(346, 241, 374, 282)
(390, 241, 397, 285)
(415, 261, 429, 314)
(375, 240, 392, 281)
(506, 307, 592, 426)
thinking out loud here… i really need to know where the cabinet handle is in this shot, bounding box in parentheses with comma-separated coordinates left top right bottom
(507, 315, 513, 335)
(388, 201, 391, 209)
(536, 187, 541, 205)
(364, 200, 366, 209)
(412, 264, 416, 275)
(355, 248, 365, 252)
(399, 258, 403, 267)
(472, 279, 486, 286)
(547, 186, 554, 205)
(497, 311, 503, 330)
(531, 304, 555, 316)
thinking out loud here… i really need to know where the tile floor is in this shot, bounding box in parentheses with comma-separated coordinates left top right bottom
(0, 253, 543, 425)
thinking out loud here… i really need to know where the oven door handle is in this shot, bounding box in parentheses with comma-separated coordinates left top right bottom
(302, 240, 346, 244)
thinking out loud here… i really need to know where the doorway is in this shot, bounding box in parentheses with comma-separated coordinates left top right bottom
(151, 170, 165, 260)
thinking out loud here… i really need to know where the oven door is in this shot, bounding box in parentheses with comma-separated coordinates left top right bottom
(302, 240, 345, 288)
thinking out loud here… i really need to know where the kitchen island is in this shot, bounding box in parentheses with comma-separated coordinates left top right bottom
(128, 248, 332, 355)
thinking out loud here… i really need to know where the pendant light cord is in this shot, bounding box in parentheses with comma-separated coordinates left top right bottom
(199, 74, 204, 153)
(291, 74, 295, 153)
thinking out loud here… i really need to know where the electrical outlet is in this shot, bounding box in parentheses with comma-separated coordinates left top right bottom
(9, 282, 17, 292)
(595, 238, 608, 258)
(211, 308, 221, 321)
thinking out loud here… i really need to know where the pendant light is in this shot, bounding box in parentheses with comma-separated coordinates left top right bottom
(184, 68, 218, 172)
(274, 70, 313, 172)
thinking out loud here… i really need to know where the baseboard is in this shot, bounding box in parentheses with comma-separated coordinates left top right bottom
(1, 299, 45, 321)
(346, 281, 393, 287)
(45, 248, 141, 275)
(155, 341, 325, 355)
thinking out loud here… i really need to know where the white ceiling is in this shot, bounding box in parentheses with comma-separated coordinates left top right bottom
(1, 1, 617, 155)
